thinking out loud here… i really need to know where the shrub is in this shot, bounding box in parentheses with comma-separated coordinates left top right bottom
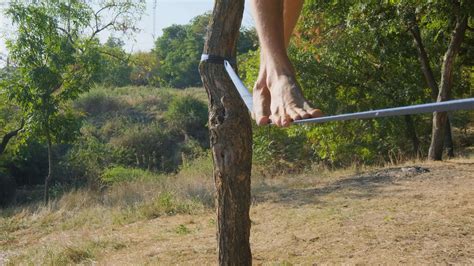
(253, 125, 312, 175)
(65, 133, 128, 185)
(110, 124, 179, 172)
(4, 140, 48, 186)
(164, 95, 208, 145)
(74, 89, 126, 116)
(100, 166, 157, 184)
(138, 192, 198, 219)
(0, 171, 16, 206)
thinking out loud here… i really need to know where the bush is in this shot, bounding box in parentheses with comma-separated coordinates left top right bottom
(138, 192, 198, 219)
(253, 126, 312, 175)
(110, 124, 179, 172)
(74, 89, 126, 116)
(4, 140, 48, 186)
(0, 171, 16, 206)
(100, 166, 157, 184)
(164, 95, 208, 145)
(65, 132, 128, 185)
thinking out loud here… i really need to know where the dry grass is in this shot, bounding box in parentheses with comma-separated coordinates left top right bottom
(1, 155, 473, 264)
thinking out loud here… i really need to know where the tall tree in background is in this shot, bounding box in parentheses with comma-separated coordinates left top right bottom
(339, 0, 473, 160)
(129, 51, 160, 86)
(276, 0, 473, 163)
(420, 1, 471, 160)
(1, 0, 144, 201)
(285, 1, 431, 163)
(155, 13, 258, 88)
(96, 36, 133, 87)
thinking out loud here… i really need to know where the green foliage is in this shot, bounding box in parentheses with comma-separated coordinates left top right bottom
(49, 109, 83, 144)
(253, 126, 312, 174)
(155, 12, 258, 88)
(58, 87, 211, 186)
(101, 166, 157, 184)
(154, 19, 204, 88)
(238, 49, 261, 90)
(0, 171, 16, 207)
(110, 124, 178, 172)
(74, 89, 126, 116)
(66, 128, 128, 183)
(164, 95, 208, 144)
(1, 1, 471, 204)
(237, 27, 259, 55)
(0, 1, 144, 201)
(0, 92, 23, 157)
(4, 140, 48, 186)
(292, 0, 472, 164)
(138, 192, 199, 219)
(94, 36, 133, 87)
(3, 1, 98, 140)
(129, 51, 160, 86)
(180, 138, 207, 164)
(175, 224, 191, 235)
(239, 0, 473, 167)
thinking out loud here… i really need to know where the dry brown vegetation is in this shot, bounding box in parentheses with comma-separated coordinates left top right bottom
(1, 154, 473, 265)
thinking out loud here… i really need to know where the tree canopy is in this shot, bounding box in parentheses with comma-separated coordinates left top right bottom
(1, 0, 144, 201)
(155, 13, 258, 88)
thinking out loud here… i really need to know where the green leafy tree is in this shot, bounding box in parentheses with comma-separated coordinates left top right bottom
(240, 0, 472, 166)
(1, 0, 144, 201)
(164, 95, 209, 145)
(293, 0, 472, 163)
(397, 0, 472, 160)
(335, 0, 473, 160)
(95, 36, 133, 87)
(155, 23, 201, 88)
(155, 12, 258, 88)
(129, 51, 160, 86)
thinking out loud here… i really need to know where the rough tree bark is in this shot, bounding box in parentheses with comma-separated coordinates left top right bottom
(198, 0, 252, 265)
(428, 16, 468, 160)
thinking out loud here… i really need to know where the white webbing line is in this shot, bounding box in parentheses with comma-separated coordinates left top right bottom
(223, 59, 474, 124)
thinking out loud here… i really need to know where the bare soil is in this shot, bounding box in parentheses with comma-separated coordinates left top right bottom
(2, 158, 473, 265)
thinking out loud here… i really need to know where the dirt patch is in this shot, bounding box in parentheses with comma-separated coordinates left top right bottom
(2, 158, 473, 264)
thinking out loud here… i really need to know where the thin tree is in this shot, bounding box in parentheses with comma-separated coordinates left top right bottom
(428, 11, 468, 160)
(199, 0, 253, 264)
(2, 0, 144, 201)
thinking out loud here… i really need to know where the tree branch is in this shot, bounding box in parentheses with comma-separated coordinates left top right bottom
(98, 49, 130, 64)
(0, 119, 24, 156)
(89, 4, 129, 42)
(408, 14, 439, 100)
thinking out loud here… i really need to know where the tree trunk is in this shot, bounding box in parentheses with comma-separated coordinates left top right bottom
(44, 129, 53, 202)
(404, 115, 420, 157)
(410, 22, 438, 99)
(199, 0, 252, 265)
(410, 17, 456, 158)
(428, 16, 468, 160)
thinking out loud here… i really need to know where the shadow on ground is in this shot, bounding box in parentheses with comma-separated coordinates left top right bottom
(252, 166, 431, 207)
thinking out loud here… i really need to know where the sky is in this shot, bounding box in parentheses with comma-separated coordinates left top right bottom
(0, 0, 255, 63)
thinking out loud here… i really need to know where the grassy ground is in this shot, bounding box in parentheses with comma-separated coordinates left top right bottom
(1, 155, 473, 265)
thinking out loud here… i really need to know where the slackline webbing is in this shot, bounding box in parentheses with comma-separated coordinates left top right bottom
(201, 54, 474, 125)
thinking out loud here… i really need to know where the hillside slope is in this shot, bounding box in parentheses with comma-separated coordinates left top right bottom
(1, 158, 473, 264)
